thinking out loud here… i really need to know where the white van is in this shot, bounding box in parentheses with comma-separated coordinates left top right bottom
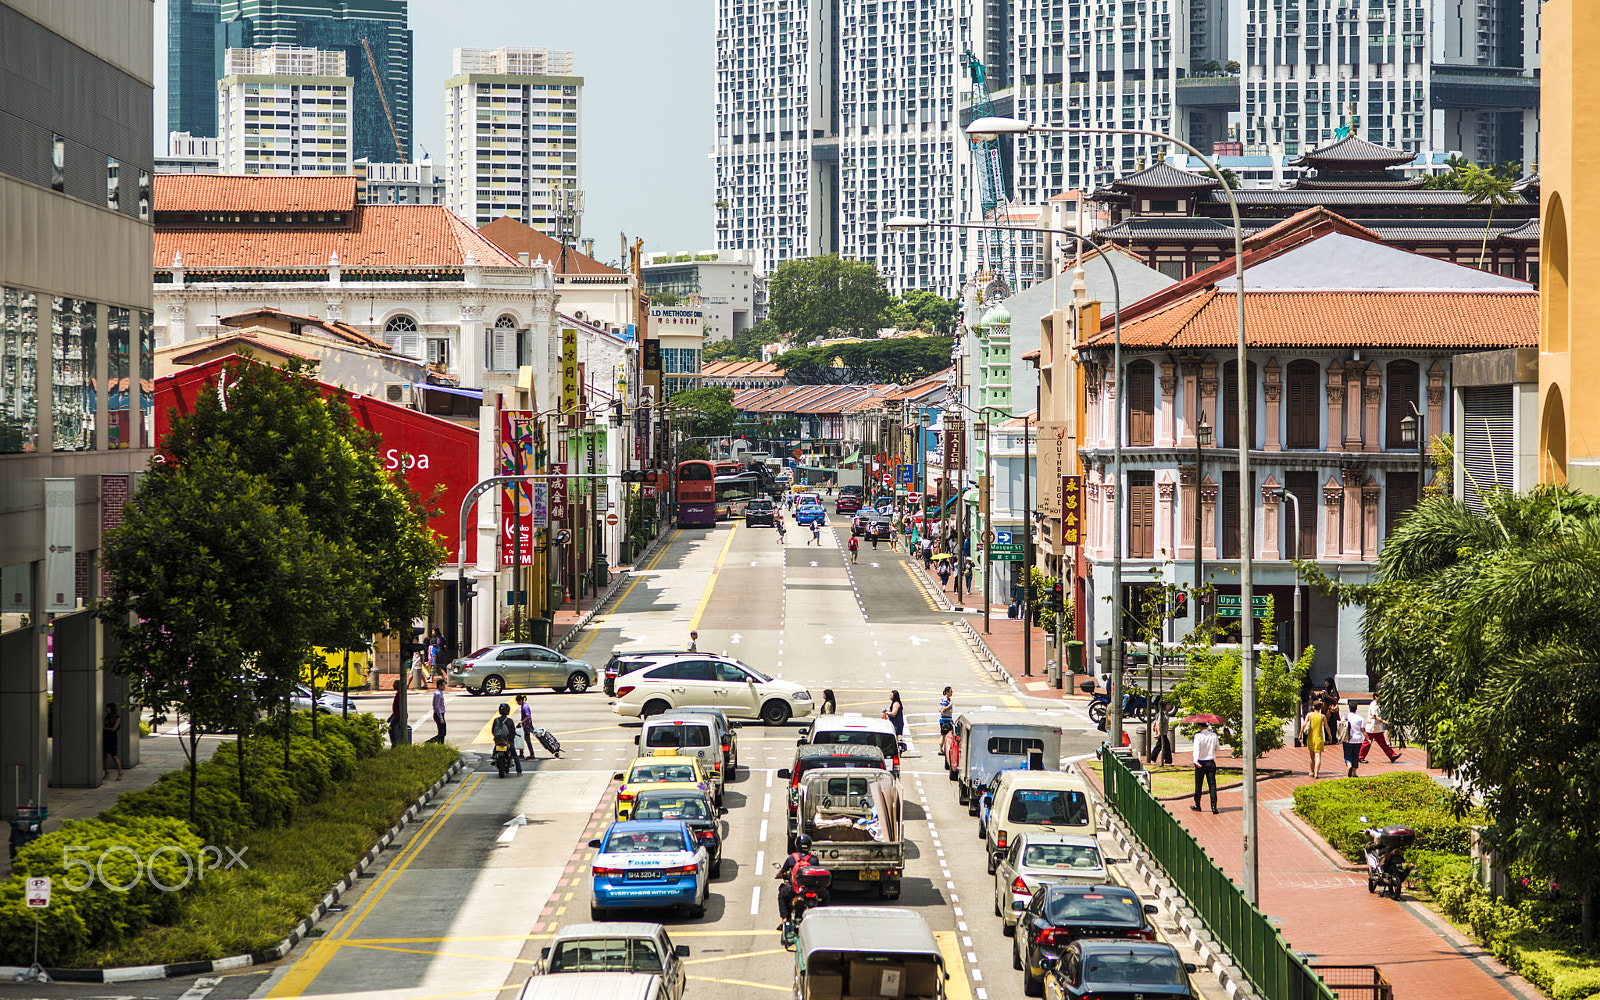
(981, 768, 1096, 872)
(800, 713, 904, 772)
(636, 715, 725, 804)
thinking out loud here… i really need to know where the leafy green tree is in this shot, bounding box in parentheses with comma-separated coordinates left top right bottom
(668, 386, 737, 440)
(772, 337, 954, 385)
(885, 290, 960, 334)
(1461, 162, 1519, 269)
(768, 255, 891, 343)
(1423, 154, 1474, 190)
(1173, 638, 1310, 758)
(704, 317, 777, 362)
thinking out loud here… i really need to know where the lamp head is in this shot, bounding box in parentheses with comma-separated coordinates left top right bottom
(1197, 415, 1213, 447)
(966, 116, 1033, 141)
(886, 215, 933, 230)
(1399, 412, 1417, 446)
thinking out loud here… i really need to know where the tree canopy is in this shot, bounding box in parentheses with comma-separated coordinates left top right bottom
(703, 317, 777, 363)
(768, 255, 891, 343)
(771, 337, 954, 386)
(884, 290, 960, 334)
(667, 385, 737, 440)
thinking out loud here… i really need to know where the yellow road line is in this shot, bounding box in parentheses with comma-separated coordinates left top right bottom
(1000, 693, 1024, 709)
(684, 947, 789, 965)
(266, 772, 485, 997)
(934, 931, 976, 1000)
(342, 942, 539, 965)
(688, 524, 738, 631)
(687, 975, 790, 992)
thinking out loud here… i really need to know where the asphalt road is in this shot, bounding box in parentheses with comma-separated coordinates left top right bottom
(2, 515, 1227, 1000)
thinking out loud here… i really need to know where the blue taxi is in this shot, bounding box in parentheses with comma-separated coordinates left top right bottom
(588, 820, 710, 921)
(795, 503, 827, 526)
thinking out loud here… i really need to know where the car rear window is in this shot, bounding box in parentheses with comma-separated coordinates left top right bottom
(632, 763, 698, 782)
(1008, 789, 1091, 826)
(1023, 843, 1102, 869)
(1046, 890, 1140, 923)
(1084, 952, 1185, 986)
(812, 731, 898, 760)
(548, 937, 663, 974)
(632, 795, 710, 821)
(605, 830, 689, 854)
(646, 724, 713, 748)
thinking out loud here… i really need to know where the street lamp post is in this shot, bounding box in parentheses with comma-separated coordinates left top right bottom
(1194, 414, 1211, 616)
(1400, 404, 1426, 507)
(963, 116, 1257, 902)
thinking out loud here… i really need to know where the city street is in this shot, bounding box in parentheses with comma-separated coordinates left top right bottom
(0, 517, 1222, 1000)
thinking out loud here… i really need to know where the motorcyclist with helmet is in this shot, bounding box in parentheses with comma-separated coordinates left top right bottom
(775, 834, 817, 929)
(492, 703, 522, 776)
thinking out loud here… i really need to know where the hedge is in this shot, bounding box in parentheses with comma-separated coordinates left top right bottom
(0, 710, 403, 966)
(1291, 771, 1475, 860)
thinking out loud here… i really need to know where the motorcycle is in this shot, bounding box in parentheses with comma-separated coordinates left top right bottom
(1078, 679, 1153, 728)
(776, 864, 832, 950)
(492, 736, 515, 778)
(1359, 816, 1414, 898)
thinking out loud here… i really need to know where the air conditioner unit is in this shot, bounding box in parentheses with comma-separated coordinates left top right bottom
(385, 382, 417, 406)
(573, 310, 587, 321)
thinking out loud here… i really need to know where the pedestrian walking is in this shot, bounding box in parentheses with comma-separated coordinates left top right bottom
(870, 530, 879, 551)
(1294, 676, 1314, 747)
(1300, 700, 1329, 778)
(1190, 720, 1219, 813)
(428, 677, 447, 744)
(410, 643, 429, 691)
(884, 689, 905, 737)
(386, 680, 407, 748)
(492, 703, 522, 776)
(517, 693, 537, 759)
(811, 521, 822, 545)
(1152, 706, 1173, 765)
(102, 702, 123, 781)
(937, 560, 951, 589)
(820, 688, 837, 715)
(687, 630, 699, 652)
(776, 516, 787, 543)
(938, 686, 954, 736)
(848, 535, 859, 562)
(1341, 700, 1366, 777)
(963, 556, 974, 593)
(1360, 698, 1401, 763)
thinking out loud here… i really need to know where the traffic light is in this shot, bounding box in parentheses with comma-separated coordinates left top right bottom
(621, 469, 643, 484)
(1051, 581, 1064, 611)
(399, 626, 426, 656)
(460, 580, 477, 604)
(1171, 591, 1190, 619)
(644, 469, 660, 486)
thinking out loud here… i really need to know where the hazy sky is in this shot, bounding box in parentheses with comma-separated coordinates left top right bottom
(153, 0, 717, 267)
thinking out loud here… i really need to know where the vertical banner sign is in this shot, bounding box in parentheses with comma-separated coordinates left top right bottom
(1060, 476, 1085, 546)
(1037, 423, 1073, 519)
(561, 328, 579, 427)
(943, 417, 965, 474)
(43, 478, 75, 611)
(532, 482, 549, 528)
(549, 462, 569, 520)
(635, 406, 649, 460)
(499, 411, 537, 566)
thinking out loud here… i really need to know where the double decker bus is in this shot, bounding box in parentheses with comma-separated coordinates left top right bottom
(675, 459, 718, 527)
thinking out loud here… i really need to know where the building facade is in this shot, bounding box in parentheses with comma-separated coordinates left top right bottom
(1, 0, 157, 815)
(157, 131, 224, 173)
(356, 157, 446, 204)
(168, 0, 224, 138)
(445, 47, 583, 232)
(217, 46, 354, 175)
(642, 250, 765, 342)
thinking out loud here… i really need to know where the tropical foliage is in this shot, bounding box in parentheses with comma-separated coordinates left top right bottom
(772, 337, 954, 385)
(768, 255, 892, 343)
(667, 385, 737, 440)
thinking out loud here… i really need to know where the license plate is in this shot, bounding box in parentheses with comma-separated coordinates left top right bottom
(858, 870, 882, 880)
(625, 870, 663, 880)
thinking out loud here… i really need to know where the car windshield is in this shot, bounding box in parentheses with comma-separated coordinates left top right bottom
(631, 764, 698, 782)
(548, 937, 664, 974)
(1008, 789, 1091, 826)
(1046, 891, 1140, 923)
(605, 830, 689, 854)
(632, 795, 710, 821)
(740, 663, 772, 682)
(1023, 843, 1102, 870)
(1084, 951, 1186, 986)
(812, 730, 898, 760)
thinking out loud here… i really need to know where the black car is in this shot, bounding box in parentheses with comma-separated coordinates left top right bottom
(1014, 883, 1160, 996)
(746, 497, 778, 527)
(864, 515, 895, 541)
(1044, 940, 1197, 1000)
(605, 649, 692, 697)
(627, 785, 726, 879)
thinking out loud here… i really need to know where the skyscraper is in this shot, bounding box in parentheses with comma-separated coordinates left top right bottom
(217, 0, 411, 162)
(444, 47, 583, 232)
(712, 0, 962, 296)
(168, 0, 223, 138)
(217, 47, 354, 174)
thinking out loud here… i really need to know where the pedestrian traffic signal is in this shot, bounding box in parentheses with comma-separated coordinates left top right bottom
(399, 625, 426, 656)
(621, 469, 644, 483)
(1051, 581, 1064, 610)
(460, 580, 477, 603)
(1171, 591, 1189, 618)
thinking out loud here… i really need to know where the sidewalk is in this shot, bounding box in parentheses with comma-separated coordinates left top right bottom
(958, 603, 1539, 1000)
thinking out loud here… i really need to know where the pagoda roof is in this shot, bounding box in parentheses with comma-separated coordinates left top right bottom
(1290, 134, 1417, 169)
(1110, 161, 1221, 193)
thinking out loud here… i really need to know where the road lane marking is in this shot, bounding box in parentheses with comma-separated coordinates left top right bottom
(749, 886, 761, 915)
(688, 524, 739, 630)
(759, 819, 768, 841)
(686, 948, 789, 965)
(342, 942, 540, 965)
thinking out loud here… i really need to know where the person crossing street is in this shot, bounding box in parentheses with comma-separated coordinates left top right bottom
(848, 535, 859, 563)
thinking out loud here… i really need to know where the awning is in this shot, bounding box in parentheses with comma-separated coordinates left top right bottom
(417, 384, 483, 400)
(842, 450, 860, 465)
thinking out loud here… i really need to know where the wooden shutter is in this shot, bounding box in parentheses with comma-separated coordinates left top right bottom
(1127, 362, 1155, 446)
(1385, 474, 1419, 539)
(1223, 361, 1258, 449)
(1385, 360, 1419, 449)
(1129, 471, 1155, 558)
(1221, 471, 1255, 559)
(1286, 360, 1320, 449)
(1461, 385, 1514, 512)
(1285, 471, 1318, 561)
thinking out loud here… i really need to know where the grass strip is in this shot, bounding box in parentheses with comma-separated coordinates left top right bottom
(1084, 761, 1245, 800)
(80, 742, 459, 968)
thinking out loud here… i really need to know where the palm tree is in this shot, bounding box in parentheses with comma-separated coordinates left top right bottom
(1461, 163, 1517, 270)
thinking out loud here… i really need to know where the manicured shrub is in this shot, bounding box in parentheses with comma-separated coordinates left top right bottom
(1292, 772, 1474, 860)
(0, 879, 90, 965)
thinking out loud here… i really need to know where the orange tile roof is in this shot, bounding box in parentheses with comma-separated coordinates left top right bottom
(155, 174, 357, 214)
(478, 215, 621, 275)
(702, 360, 784, 378)
(169, 333, 318, 364)
(156, 204, 519, 269)
(219, 306, 391, 350)
(1086, 288, 1539, 351)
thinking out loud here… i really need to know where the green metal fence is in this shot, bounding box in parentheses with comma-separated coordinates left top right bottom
(1103, 752, 1336, 1000)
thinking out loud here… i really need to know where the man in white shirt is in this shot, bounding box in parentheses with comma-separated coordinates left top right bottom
(1190, 721, 1220, 814)
(1343, 700, 1367, 777)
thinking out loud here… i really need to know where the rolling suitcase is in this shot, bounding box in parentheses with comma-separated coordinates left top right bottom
(534, 728, 563, 758)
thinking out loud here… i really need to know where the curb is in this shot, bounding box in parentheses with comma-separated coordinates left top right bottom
(3, 756, 469, 984)
(1081, 780, 1259, 1000)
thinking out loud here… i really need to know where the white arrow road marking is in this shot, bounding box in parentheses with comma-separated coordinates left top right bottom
(731, 633, 742, 643)
(908, 635, 926, 646)
(810, 561, 818, 566)
(822, 634, 834, 644)
(497, 813, 529, 844)
(750, 561, 758, 566)
(871, 562, 881, 568)
(177, 978, 222, 1000)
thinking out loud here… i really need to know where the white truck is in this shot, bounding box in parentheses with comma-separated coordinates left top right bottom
(794, 767, 904, 900)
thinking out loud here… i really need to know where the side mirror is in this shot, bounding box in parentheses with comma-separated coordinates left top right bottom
(540, 947, 550, 959)
(613, 773, 625, 781)
(798, 727, 810, 738)
(634, 735, 640, 745)
(1040, 958, 1057, 971)
(1184, 963, 1198, 974)
(777, 768, 792, 779)
(719, 807, 729, 816)
(587, 839, 602, 848)
(676, 945, 691, 957)
(1143, 904, 1159, 914)
(796, 738, 807, 746)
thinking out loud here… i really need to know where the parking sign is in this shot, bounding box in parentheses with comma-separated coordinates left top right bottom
(25, 877, 49, 908)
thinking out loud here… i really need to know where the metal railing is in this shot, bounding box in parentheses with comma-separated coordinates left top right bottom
(1310, 965, 1394, 1000)
(1102, 752, 1337, 1000)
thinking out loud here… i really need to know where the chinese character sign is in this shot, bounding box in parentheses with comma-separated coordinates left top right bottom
(549, 462, 568, 520)
(499, 410, 537, 566)
(561, 328, 579, 425)
(1060, 475, 1084, 547)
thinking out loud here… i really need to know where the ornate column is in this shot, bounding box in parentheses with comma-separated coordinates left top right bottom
(1362, 477, 1381, 560)
(1177, 465, 1197, 560)
(1427, 361, 1447, 452)
(1102, 366, 1117, 451)
(1101, 480, 1116, 559)
(166, 301, 187, 345)
(1159, 361, 1177, 447)
(458, 299, 483, 385)
(1260, 476, 1282, 560)
(1199, 354, 1219, 438)
(1325, 360, 1345, 453)
(1363, 365, 1382, 452)
(1200, 474, 1218, 562)
(1085, 481, 1101, 560)
(1322, 477, 1344, 558)
(1085, 366, 1103, 450)
(1344, 364, 1366, 450)
(1157, 473, 1175, 556)
(1342, 467, 1363, 556)
(1263, 358, 1282, 451)
(1180, 358, 1199, 447)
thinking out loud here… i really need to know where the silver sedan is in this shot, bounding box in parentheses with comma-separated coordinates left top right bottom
(993, 834, 1111, 935)
(449, 644, 597, 696)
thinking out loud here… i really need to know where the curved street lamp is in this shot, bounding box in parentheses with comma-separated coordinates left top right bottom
(961, 117, 1260, 905)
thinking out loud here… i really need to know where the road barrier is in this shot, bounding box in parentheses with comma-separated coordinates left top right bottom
(1102, 752, 1337, 1000)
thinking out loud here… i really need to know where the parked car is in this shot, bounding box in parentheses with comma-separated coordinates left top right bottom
(587, 821, 710, 921)
(1014, 883, 1160, 997)
(993, 834, 1111, 934)
(745, 497, 778, 527)
(628, 785, 725, 878)
(1043, 940, 1198, 1000)
(535, 922, 690, 1000)
(614, 755, 712, 820)
(450, 644, 596, 696)
(795, 503, 827, 526)
(290, 683, 357, 714)
(614, 655, 814, 725)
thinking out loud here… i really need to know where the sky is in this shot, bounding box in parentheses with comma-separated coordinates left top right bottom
(153, 0, 717, 268)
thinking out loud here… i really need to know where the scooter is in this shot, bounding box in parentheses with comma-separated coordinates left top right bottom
(1359, 816, 1414, 898)
(1078, 679, 1153, 727)
(776, 864, 832, 950)
(492, 737, 515, 778)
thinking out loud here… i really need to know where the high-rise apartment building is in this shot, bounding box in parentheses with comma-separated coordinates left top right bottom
(356, 158, 446, 204)
(217, 47, 353, 174)
(157, 131, 224, 173)
(444, 47, 583, 232)
(712, 0, 962, 296)
(1432, 0, 1540, 168)
(168, 0, 223, 138)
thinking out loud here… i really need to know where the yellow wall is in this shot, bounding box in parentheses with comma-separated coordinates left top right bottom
(1539, 0, 1600, 485)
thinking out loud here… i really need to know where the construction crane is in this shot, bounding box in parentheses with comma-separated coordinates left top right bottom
(360, 36, 406, 163)
(963, 50, 1015, 296)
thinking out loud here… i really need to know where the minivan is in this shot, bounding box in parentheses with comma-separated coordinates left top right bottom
(800, 713, 904, 773)
(981, 768, 1097, 871)
(636, 715, 724, 804)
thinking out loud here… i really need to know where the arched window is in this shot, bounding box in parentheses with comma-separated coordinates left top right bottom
(489, 314, 519, 371)
(1285, 360, 1320, 449)
(1126, 360, 1155, 446)
(1385, 360, 1419, 449)
(383, 314, 420, 359)
(384, 314, 418, 335)
(1222, 360, 1258, 449)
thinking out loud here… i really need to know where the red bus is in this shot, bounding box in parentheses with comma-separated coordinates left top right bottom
(676, 460, 717, 527)
(714, 461, 742, 478)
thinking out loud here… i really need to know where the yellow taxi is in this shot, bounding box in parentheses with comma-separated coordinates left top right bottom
(612, 751, 712, 820)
